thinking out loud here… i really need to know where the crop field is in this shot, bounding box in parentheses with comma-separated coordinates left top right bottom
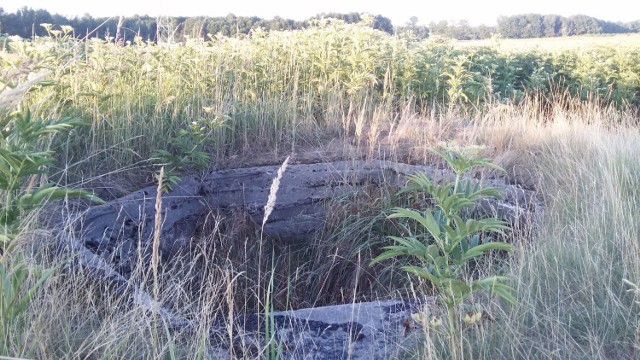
(1, 21, 639, 359)
(458, 32, 640, 51)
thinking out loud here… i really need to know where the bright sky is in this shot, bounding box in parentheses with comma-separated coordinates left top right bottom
(1, 0, 637, 26)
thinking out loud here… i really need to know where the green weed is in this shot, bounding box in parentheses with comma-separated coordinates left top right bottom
(372, 146, 515, 359)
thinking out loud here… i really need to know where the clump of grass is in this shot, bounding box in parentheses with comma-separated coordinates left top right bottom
(455, 113, 640, 359)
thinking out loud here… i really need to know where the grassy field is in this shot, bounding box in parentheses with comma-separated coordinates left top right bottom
(1, 23, 639, 359)
(458, 33, 640, 51)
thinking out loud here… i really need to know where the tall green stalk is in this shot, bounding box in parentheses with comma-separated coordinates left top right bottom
(0, 109, 103, 355)
(371, 146, 516, 359)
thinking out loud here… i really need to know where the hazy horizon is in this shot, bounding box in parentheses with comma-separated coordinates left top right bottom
(2, 0, 638, 27)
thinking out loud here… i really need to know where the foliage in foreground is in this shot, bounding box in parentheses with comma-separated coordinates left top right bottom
(372, 146, 514, 358)
(0, 110, 103, 250)
(0, 107, 103, 356)
(0, 100, 635, 360)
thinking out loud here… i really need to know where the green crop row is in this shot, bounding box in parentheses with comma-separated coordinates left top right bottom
(2, 22, 639, 176)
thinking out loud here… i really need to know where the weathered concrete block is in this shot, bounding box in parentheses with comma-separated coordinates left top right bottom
(74, 160, 540, 276)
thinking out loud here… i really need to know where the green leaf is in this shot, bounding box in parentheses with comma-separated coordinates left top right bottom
(389, 208, 441, 239)
(80, 193, 106, 205)
(464, 242, 513, 260)
(401, 265, 441, 284)
(460, 237, 469, 253)
(370, 250, 406, 265)
(468, 186, 503, 201)
(426, 244, 440, 261)
(443, 225, 458, 245)
(492, 284, 518, 305)
(440, 278, 472, 303)
(434, 256, 448, 269)
(474, 278, 517, 305)
(450, 243, 463, 262)
(469, 234, 479, 248)
(17, 186, 102, 209)
(400, 173, 435, 195)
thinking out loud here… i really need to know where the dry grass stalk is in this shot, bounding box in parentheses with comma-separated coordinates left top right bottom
(0, 70, 51, 110)
(152, 166, 164, 302)
(262, 156, 290, 231)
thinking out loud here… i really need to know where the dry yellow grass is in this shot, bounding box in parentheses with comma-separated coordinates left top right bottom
(5, 100, 637, 359)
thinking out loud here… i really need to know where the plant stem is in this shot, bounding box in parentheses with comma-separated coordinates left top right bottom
(447, 304, 459, 360)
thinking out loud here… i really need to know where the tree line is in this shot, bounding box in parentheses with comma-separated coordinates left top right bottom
(427, 15, 640, 40)
(0, 7, 638, 42)
(496, 14, 640, 38)
(0, 7, 394, 42)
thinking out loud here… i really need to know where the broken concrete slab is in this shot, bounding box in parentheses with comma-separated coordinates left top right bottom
(207, 299, 430, 360)
(51, 235, 431, 360)
(74, 160, 540, 277)
(76, 176, 205, 274)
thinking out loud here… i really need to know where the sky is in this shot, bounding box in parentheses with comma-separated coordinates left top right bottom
(1, 0, 637, 26)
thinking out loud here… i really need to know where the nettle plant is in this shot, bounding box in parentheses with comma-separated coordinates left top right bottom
(372, 146, 516, 353)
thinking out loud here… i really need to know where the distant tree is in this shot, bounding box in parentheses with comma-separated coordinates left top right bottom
(157, 16, 181, 43)
(127, 15, 157, 41)
(497, 16, 520, 38)
(268, 16, 298, 31)
(242, 16, 261, 33)
(453, 20, 473, 40)
(626, 20, 640, 32)
(372, 15, 394, 34)
(0, 7, 636, 42)
(562, 15, 602, 36)
(521, 14, 543, 38)
(11, 7, 31, 37)
(183, 16, 207, 39)
(311, 12, 362, 25)
(475, 24, 494, 39)
(396, 16, 429, 39)
(542, 15, 563, 37)
(498, 13, 618, 38)
(598, 20, 628, 34)
(428, 20, 450, 37)
(428, 20, 492, 40)
(0, 7, 5, 34)
(71, 13, 101, 38)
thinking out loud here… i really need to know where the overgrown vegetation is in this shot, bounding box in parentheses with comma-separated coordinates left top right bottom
(0, 22, 638, 359)
(372, 146, 515, 359)
(2, 22, 639, 183)
(0, 104, 103, 356)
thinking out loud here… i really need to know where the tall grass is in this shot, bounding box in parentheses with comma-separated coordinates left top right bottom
(1, 99, 637, 359)
(2, 24, 639, 183)
(450, 113, 640, 359)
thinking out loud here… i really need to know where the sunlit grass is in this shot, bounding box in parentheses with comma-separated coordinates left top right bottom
(2, 25, 639, 184)
(458, 33, 640, 51)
